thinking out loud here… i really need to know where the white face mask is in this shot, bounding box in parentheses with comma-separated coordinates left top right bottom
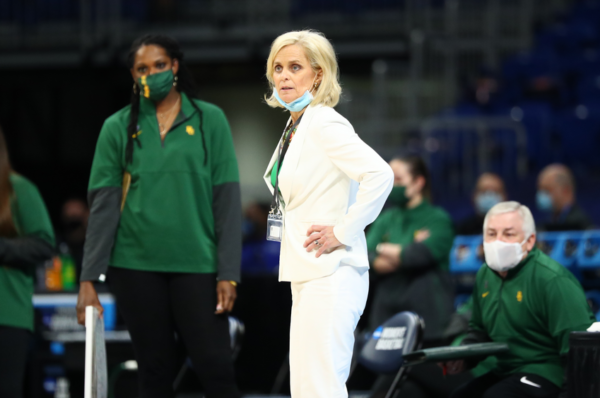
(483, 237, 529, 272)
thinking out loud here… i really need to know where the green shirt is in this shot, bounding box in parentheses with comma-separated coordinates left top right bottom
(471, 247, 595, 387)
(270, 159, 279, 188)
(270, 119, 300, 189)
(0, 174, 55, 331)
(366, 201, 455, 340)
(88, 93, 239, 274)
(366, 200, 454, 270)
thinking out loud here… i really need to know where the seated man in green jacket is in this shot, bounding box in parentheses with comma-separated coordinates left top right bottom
(444, 201, 595, 398)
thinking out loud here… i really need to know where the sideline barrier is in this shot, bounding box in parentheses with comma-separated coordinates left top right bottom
(450, 231, 600, 275)
(450, 231, 600, 319)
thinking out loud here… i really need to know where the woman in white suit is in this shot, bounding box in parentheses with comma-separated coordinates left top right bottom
(263, 30, 394, 398)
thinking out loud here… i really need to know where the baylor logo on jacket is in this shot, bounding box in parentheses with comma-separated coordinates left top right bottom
(517, 291, 523, 302)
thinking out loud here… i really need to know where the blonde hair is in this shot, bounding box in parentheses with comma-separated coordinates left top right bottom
(265, 30, 342, 108)
(483, 201, 536, 238)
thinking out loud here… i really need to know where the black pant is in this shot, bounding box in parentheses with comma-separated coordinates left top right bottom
(0, 325, 30, 398)
(450, 371, 560, 398)
(109, 267, 240, 398)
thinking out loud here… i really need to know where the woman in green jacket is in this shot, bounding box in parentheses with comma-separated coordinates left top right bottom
(367, 155, 462, 397)
(368, 155, 455, 337)
(76, 35, 241, 398)
(0, 128, 55, 398)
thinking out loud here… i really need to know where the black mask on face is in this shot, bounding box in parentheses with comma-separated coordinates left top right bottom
(62, 219, 84, 237)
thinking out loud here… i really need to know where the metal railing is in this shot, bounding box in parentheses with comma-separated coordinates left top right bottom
(335, 0, 572, 191)
(0, 0, 572, 194)
(0, 0, 573, 61)
(420, 117, 528, 197)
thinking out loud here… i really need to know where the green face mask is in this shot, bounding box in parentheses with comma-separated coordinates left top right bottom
(389, 185, 410, 208)
(137, 69, 174, 101)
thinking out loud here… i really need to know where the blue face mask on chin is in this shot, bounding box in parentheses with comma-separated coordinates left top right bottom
(273, 81, 316, 112)
(536, 190, 553, 212)
(475, 191, 502, 214)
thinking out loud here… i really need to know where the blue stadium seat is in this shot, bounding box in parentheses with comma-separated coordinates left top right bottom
(561, 49, 600, 79)
(438, 102, 483, 117)
(494, 101, 553, 166)
(450, 235, 484, 274)
(536, 21, 598, 54)
(552, 103, 600, 167)
(585, 290, 600, 321)
(576, 74, 600, 102)
(569, 2, 600, 26)
(502, 49, 561, 83)
(537, 231, 583, 279)
(537, 231, 580, 268)
(577, 231, 600, 269)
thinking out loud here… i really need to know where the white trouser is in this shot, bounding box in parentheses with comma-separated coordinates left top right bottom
(289, 264, 369, 398)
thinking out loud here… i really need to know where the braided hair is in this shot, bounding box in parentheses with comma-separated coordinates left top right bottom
(126, 34, 207, 165)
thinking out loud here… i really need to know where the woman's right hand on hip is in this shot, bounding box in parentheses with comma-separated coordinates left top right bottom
(76, 281, 104, 325)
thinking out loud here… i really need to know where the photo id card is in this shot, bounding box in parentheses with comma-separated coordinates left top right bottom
(267, 214, 283, 242)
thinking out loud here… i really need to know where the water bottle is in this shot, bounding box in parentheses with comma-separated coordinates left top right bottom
(59, 243, 76, 291)
(45, 256, 62, 291)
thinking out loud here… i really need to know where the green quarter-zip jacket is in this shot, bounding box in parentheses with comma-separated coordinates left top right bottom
(0, 174, 55, 331)
(367, 201, 454, 270)
(468, 247, 595, 387)
(366, 201, 455, 341)
(81, 93, 241, 282)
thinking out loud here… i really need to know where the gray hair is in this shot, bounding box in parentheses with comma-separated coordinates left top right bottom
(483, 201, 536, 238)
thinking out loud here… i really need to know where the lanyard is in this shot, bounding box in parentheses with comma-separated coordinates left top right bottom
(270, 114, 304, 215)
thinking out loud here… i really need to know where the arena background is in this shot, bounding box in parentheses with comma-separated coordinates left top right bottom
(3, 0, 600, 397)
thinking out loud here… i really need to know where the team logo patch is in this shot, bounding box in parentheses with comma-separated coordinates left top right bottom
(517, 291, 523, 302)
(186, 125, 195, 136)
(482, 291, 489, 298)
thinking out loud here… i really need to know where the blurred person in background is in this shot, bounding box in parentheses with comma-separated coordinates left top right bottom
(263, 30, 393, 398)
(460, 67, 504, 113)
(457, 173, 507, 236)
(76, 34, 241, 398)
(59, 197, 89, 276)
(444, 202, 595, 398)
(0, 127, 55, 398)
(242, 202, 270, 244)
(367, 155, 464, 398)
(524, 75, 562, 108)
(536, 164, 593, 231)
(241, 202, 279, 275)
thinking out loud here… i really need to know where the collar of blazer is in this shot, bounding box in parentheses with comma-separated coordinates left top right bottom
(264, 104, 322, 208)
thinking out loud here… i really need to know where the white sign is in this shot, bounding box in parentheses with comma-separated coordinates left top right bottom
(375, 326, 407, 351)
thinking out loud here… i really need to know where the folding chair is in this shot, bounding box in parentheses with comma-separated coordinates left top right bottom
(358, 311, 425, 398)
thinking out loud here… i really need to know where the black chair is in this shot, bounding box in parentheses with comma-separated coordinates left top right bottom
(358, 311, 425, 398)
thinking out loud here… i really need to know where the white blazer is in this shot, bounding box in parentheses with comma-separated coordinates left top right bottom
(263, 104, 394, 282)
